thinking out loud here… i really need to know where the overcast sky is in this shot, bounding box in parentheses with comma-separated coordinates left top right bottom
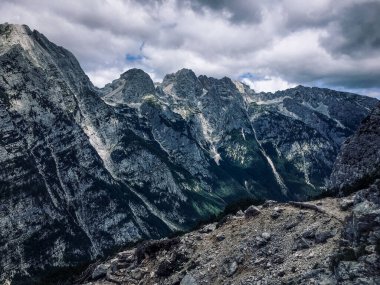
(2, 0, 380, 97)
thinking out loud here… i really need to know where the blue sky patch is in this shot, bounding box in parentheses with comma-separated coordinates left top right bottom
(125, 53, 144, 62)
(239, 73, 265, 81)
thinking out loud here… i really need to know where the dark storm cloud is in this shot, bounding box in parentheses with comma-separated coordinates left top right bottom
(321, 1, 380, 58)
(185, 0, 263, 24)
(0, 0, 379, 97)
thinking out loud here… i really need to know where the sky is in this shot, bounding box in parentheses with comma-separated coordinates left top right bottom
(1, 0, 380, 97)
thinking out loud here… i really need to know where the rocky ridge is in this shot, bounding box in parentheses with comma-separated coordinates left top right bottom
(0, 23, 378, 284)
(79, 198, 349, 285)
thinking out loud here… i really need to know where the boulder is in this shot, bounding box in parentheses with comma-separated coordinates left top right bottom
(244, 206, 261, 218)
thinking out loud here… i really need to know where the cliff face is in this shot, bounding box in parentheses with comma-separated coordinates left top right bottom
(330, 102, 380, 192)
(0, 23, 378, 284)
(0, 24, 174, 284)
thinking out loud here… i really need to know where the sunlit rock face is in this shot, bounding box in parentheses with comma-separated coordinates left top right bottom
(0, 23, 378, 284)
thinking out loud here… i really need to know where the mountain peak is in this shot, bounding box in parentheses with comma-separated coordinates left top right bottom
(162, 68, 197, 83)
(176, 68, 197, 77)
(162, 68, 203, 98)
(0, 23, 32, 34)
(0, 23, 35, 54)
(120, 68, 150, 79)
(100, 68, 155, 104)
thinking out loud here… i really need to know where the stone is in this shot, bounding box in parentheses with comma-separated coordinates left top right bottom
(263, 200, 277, 208)
(339, 199, 354, 211)
(278, 270, 285, 277)
(180, 274, 198, 285)
(307, 252, 315, 259)
(256, 237, 268, 247)
(293, 237, 311, 251)
(302, 228, 316, 239)
(130, 269, 144, 280)
(199, 224, 216, 233)
(156, 260, 174, 277)
(216, 234, 225, 242)
(271, 211, 281, 219)
(273, 255, 285, 264)
(315, 231, 334, 244)
(222, 260, 238, 277)
(261, 232, 271, 241)
(91, 263, 110, 280)
(244, 206, 261, 218)
(284, 220, 299, 230)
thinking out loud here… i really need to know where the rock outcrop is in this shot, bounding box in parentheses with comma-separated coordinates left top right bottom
(330, 103, 380, 192)
(328, 103, 380, 284)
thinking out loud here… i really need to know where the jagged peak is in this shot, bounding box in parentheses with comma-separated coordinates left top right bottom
(197, 74, 240, 95)
(162, 68, 203, 97)
(0, 23, 32, 35)
(0, 23, 36, 54)
(176, 68, 196, 75)
(101, 68, 155, 103)
(162, 68, 197, 84)
(120, 68, 151, 79)
(0, 23, 68, 58)
(120, 68, 154, 90)
(233, 80, 253, 94)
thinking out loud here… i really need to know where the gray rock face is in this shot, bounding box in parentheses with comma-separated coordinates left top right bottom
(329, 103, 380, 284)
(0, 24, 174, 284)
(248, 86, 378, 194)
(330, 103, 380, 192)
(0, 23, 378, 284)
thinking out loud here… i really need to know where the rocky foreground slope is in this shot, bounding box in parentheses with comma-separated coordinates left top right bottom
(78, 199, 350, 285)
(79, 104, 380, 285)
(0, 23, 378, 284)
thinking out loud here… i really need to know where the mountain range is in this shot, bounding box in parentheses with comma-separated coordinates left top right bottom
(0, 23, 378, 284)
(80, 101, 380, 285)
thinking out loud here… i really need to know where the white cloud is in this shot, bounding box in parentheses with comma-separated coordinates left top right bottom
(0, 0, 379, 97)
(242, 77, 296, 93)
(87, 67, 125, 88)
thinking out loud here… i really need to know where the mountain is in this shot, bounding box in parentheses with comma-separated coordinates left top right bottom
(0, 23, 378, 284)
(77, 103, 380, 285)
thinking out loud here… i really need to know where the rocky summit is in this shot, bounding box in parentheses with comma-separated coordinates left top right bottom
(0, 23, 378, 284)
